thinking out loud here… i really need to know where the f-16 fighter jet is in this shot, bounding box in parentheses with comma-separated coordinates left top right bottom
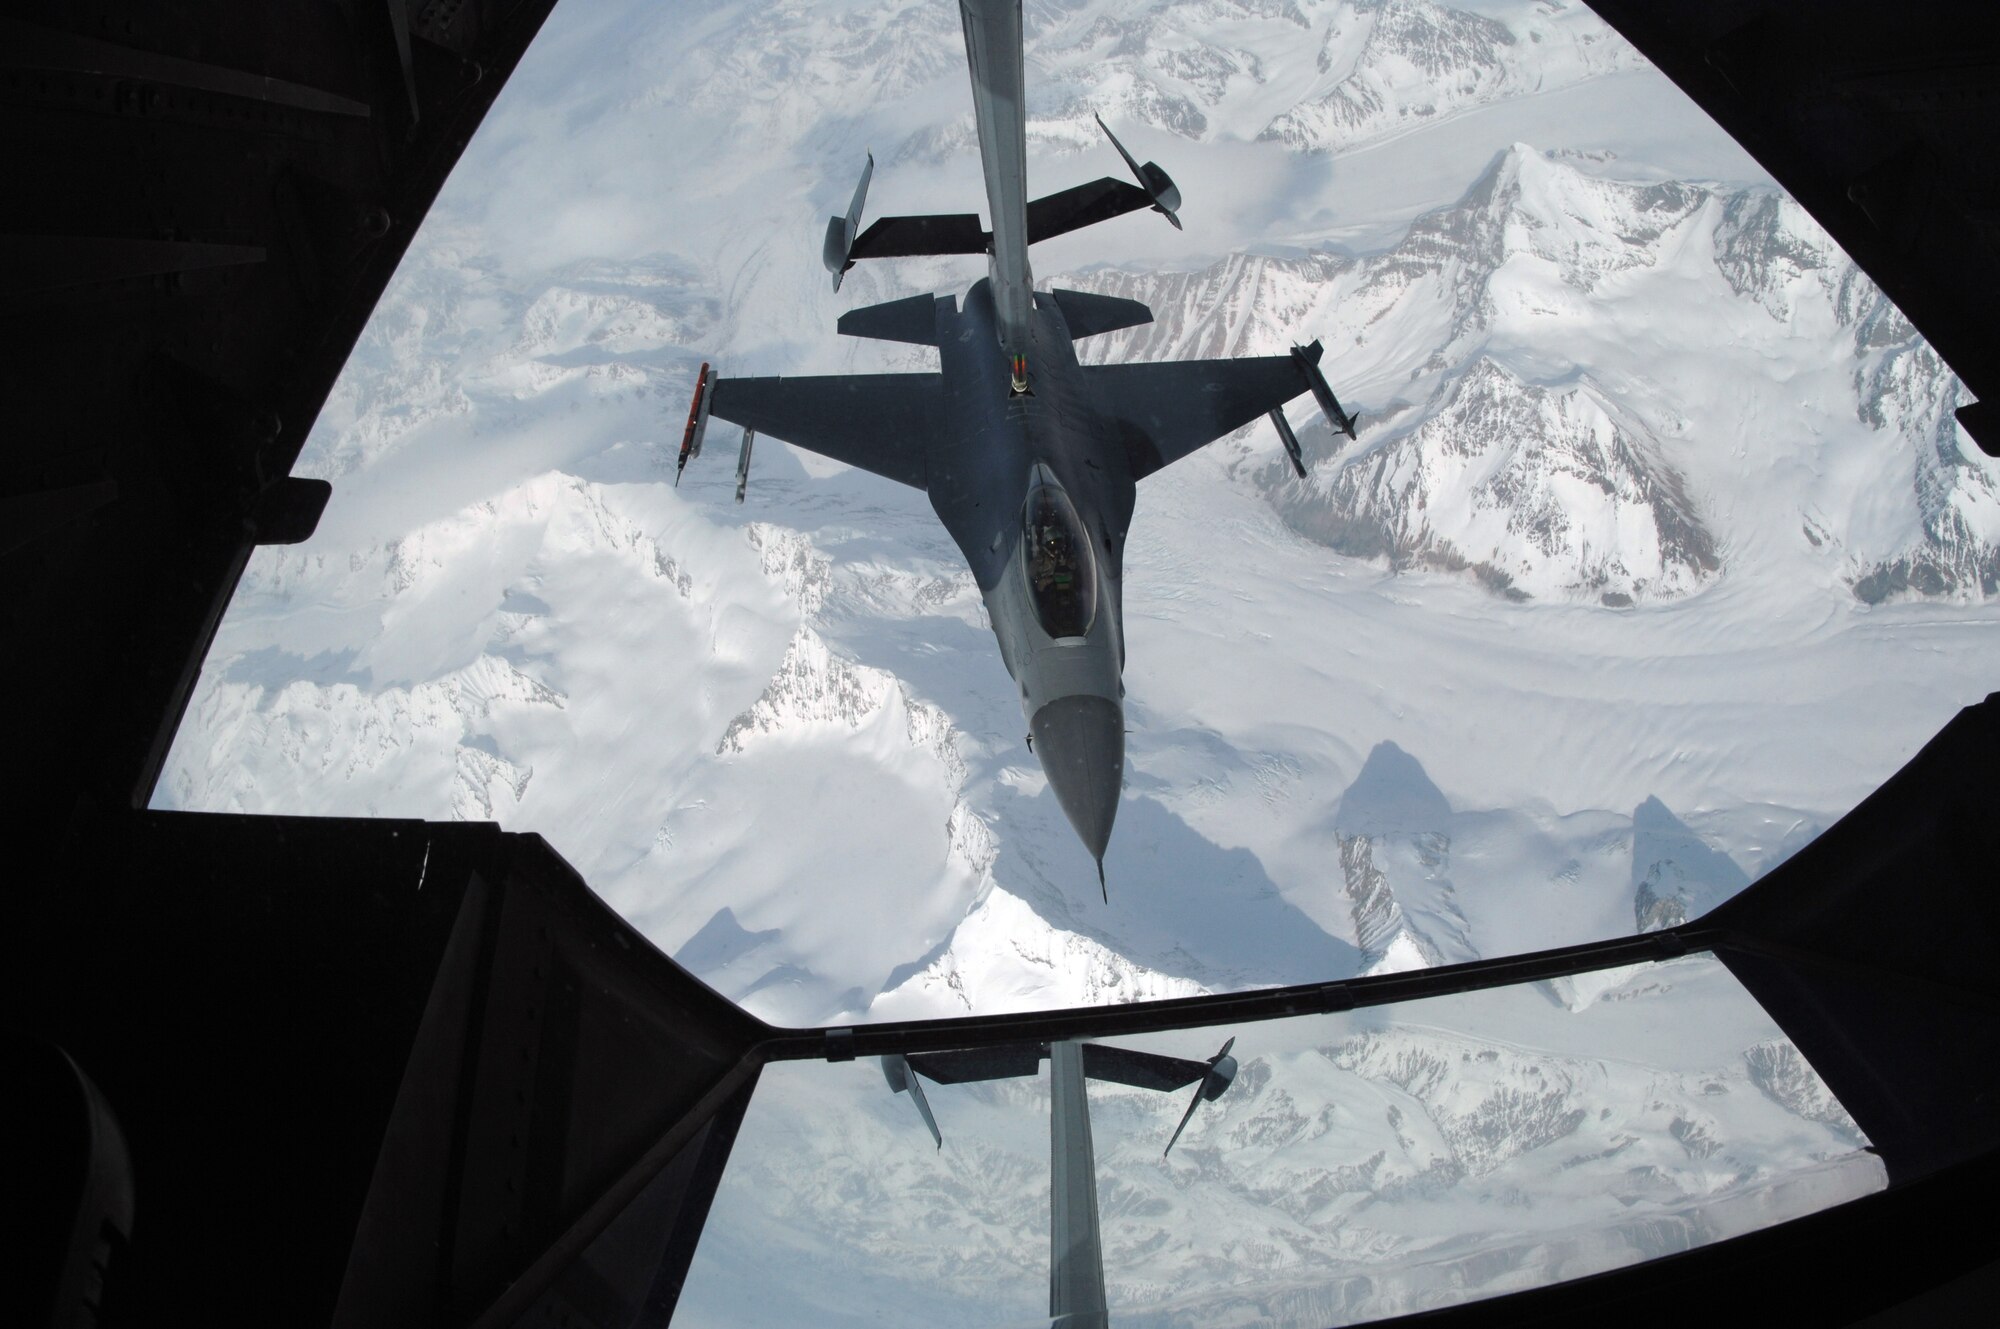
(689, 0, 1358, 894)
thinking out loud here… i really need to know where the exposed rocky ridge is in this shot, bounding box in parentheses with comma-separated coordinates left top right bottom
(1630, 795, 1751, 932)
(717, 627, 885, 753)
(1261, 0, 1517, 149)
(1258, 0, 1641, 151)
(671, 0, 967, 137)
(1338, 833, 1445, 969)
(873, 886, 1216, 1015)
(1064, 147, 1735, 603)
(1712, 189, 1845, 321)
(161, 652, 566, 820)
(1073, 144, 1711, 367)
(716, 520, 1007, 989)
(1330, 1029, 1592, 1179)
(1745, 1040, 1863, 1140)
(1296, 360, 1716, 602)
(1848, 317, 2000, 601)
(662, 0, 1641, 162)
(745, 522, 833, 618)
(1707, 186, 1999, 601)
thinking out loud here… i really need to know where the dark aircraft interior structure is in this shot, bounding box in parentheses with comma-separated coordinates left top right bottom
(6, 1, 1996, 1324)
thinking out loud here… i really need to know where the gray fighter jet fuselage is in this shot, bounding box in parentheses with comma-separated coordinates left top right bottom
(697, 0, 1358, 886)
(931, 276, 1135, 880)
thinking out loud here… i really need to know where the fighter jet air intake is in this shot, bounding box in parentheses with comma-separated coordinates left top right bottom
(684, 0, 1360, 893)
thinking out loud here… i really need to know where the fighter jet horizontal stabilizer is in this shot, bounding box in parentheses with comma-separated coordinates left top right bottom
(1047, 288, 1154, 340)
(837, 292, 946, 346)
(821, 129, 1187, 290)
(674, 362, 713, 485)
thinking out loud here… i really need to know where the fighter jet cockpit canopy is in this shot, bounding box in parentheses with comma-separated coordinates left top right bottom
(1023, 470, 1097, 641)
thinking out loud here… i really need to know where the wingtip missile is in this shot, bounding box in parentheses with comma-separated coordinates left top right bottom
(675, 362, 713, 485)
(1289, 342, 1359, 442)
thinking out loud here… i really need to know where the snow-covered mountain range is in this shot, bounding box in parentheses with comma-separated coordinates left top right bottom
(152, 1, 1996, 1309)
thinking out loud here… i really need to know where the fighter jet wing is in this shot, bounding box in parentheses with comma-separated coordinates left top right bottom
(1082, 353, 1311, 481)
(705, 373, 941, 491)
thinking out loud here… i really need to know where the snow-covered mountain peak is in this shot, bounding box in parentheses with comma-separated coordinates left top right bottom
(1261, 0, 1642, 151)
(1285, 357, 1718, 604)
(1482, 142, 1707, 292)
(1334, 740, 1451, 835)
(1712, 188, 1847, 323)
(1630, 796, 1751, 932)
(672, 0, 967, 134)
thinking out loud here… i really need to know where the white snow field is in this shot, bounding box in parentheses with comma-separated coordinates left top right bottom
(152, 0, 1987, 1314)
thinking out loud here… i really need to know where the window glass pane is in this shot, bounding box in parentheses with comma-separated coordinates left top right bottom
(152, 0, 2000, 1029)
(674, 956, 1881, 1326)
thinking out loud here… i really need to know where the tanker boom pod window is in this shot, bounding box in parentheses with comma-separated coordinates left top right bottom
(1024, 483, 1096, 639)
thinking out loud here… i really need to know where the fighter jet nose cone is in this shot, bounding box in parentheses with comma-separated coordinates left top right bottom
(1030, 694, 1124, 862)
